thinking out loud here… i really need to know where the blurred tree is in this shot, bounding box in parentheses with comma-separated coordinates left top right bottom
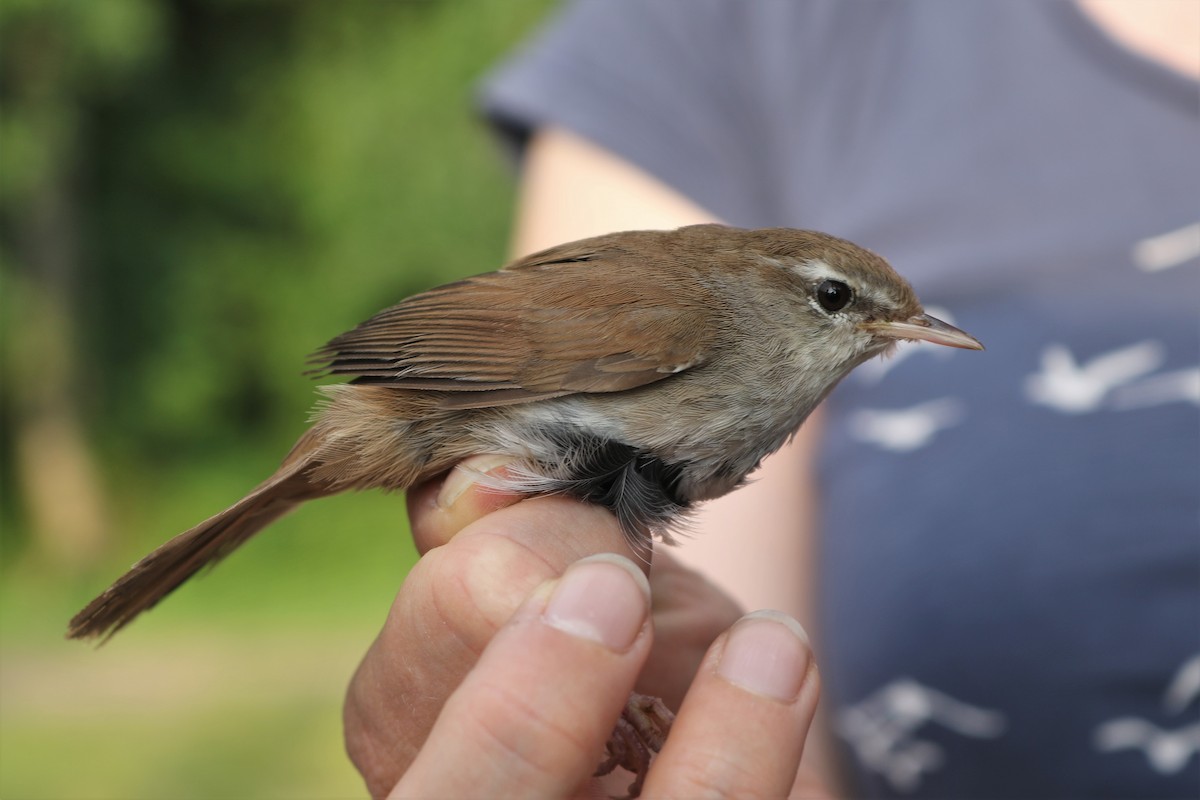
(1, 0, 551, 567)
(0, 0, 166, 567)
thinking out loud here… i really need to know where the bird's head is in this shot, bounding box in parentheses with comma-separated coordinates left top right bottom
(740, 227, 984, 371)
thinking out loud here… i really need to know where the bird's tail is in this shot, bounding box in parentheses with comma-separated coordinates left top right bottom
(67, 431, 330, 642)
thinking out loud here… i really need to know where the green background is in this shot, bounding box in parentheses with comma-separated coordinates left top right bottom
(0, 1, 553, 796)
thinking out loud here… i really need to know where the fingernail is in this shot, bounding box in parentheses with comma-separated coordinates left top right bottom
(436, 455, 512, 509)
(543, 554, 650, 652)
(717, 610, 811, 702)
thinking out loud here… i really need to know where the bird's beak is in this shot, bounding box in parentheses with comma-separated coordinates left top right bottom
(862, 313, 985, 350)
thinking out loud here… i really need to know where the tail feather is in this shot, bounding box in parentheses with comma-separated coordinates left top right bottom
(68, 458, 324, 642)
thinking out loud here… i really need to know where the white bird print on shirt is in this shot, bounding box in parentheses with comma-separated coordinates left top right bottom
(1164, 654, 1200, 715)
(1110, 367, 1200, 410)
(848, 398, 965, 452)
(1094, 720, 1200, 774)
(1093, 654, 1200, 775)
(1132, 221, 1200, 272)
(1024, 341, 1164, 414)
(837, 678, 1006, 792)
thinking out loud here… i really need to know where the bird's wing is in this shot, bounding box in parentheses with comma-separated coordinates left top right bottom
(308, 238, 716, 408)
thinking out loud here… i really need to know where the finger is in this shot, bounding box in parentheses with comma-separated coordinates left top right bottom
(345, 496, 638, 797)
(392, 554, 652, 799)
(417, 496, 643, 654)
(407, 455, 527, 553)
(643, 610, 819, 798)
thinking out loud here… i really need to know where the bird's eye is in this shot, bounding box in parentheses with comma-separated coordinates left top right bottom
(816, 279, 853, 313)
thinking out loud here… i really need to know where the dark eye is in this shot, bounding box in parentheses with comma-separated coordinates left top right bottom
(816, 279, 853, 313)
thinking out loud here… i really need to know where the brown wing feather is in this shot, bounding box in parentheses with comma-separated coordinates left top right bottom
(308, 232, 715, 405)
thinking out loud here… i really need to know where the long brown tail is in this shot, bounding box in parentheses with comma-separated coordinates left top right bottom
(68, 434, 330, 642)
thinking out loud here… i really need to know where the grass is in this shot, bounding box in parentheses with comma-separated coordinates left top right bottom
(2, 640, 366, 799)
(1, 447, 422, 799)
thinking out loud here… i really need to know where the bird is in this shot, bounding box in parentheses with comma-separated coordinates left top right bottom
(1024, 340, 1163, 414)
(68, 223, 982, 794)
(70, 223, 982, 639)
(848, 397, 966, 452)
(1093, 718, 1200, 775)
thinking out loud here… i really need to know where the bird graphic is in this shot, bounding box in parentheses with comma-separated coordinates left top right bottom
(1093, 654, 1200, 775)
(1024, 341, 1164, 414)
(1164, 654, 1200, 715)
(1110, 367, 1200, 410)
(1132, 221, 1200, 272)
(1093, 720, 1200, 775)
(836, 678, 1006, 792)
(848, 397, 965, 452)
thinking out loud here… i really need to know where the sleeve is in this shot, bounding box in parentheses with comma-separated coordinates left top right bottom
(478, 0, 821, 227)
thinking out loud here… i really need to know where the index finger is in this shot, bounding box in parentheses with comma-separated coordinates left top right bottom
(390, 554, 654, 799)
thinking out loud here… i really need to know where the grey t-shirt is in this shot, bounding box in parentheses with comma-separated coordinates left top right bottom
(481, 2, 1200, 796)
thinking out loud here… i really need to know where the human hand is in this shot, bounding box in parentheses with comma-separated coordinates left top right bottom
(344, 456, 825, 797)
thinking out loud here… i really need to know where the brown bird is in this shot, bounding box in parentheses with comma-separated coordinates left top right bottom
(68, 223, 982, 793)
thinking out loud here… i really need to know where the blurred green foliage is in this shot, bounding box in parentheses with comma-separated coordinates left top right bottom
(0, 0, 554, 796)
(3, 0, 549, 471)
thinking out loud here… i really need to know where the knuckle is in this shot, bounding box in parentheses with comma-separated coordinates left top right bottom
(450, 676, 594, 785)
(664, 746, 772, 799)
(404, 530, 558, 652)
